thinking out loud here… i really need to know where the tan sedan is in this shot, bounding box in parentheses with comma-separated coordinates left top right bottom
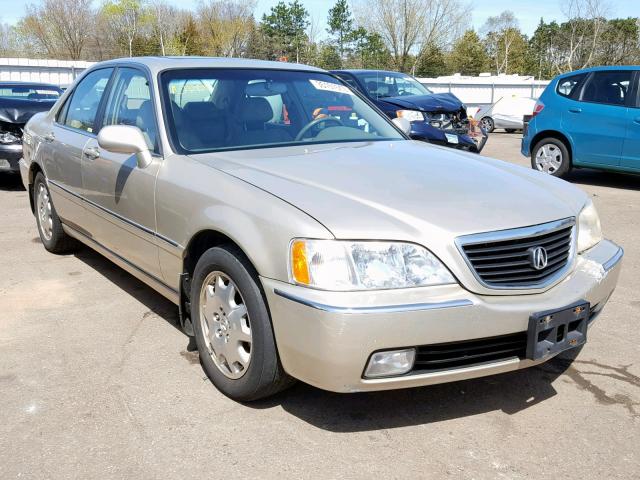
(20, 57, 623, 400)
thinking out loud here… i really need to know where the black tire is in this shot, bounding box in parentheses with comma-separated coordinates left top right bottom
(481, 116, 494, 133)
(33, 172, 76, 254)
(505, 128, 517, 134)
(191, 245, 294, 401)
(531, 137, 571, 178)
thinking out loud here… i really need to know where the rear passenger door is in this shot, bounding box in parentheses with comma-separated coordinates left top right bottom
(621, 71, 640, 170)
(81, 66, 163, 279)
(564, 70, 632, 167)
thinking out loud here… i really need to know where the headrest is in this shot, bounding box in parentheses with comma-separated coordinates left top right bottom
(239, 97, 273, 124)
(183, 101, 221, 120)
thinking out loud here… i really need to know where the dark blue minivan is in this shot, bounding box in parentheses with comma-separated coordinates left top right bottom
(522, 66, 639, 177)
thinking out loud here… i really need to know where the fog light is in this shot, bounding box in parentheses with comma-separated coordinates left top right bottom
(364, 348, 416, 378)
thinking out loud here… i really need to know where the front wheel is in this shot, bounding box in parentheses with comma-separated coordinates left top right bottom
(531, 138, 571, 178)
(191, 246, 294, 401)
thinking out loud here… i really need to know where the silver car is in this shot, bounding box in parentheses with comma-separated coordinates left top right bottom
(20, 57, 623, 401)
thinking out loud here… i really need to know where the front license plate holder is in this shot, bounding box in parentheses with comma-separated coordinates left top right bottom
(445, 133, 459, 144)
(526, 301, 590, 360)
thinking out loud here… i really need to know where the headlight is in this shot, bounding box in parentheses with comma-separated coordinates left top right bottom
(0, 131, 19, 144)
(396, 110, 424, 122)
(577, 199, 602, 253)
(290, 239, 455, 290)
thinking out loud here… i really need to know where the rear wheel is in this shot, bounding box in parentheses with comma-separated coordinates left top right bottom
(191, 246, 294, 401)
(480, 116, 494, 133)
(531, 138, 571, 178)
(33, 172, 76, 253)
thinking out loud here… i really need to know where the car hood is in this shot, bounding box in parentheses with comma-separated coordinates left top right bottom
(191, 140, 586, 245)
(0, 97, 57, 124)
(381, 93, 464, 113)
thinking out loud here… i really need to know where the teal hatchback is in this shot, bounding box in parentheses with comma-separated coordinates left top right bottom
(522, 66, 639, 177)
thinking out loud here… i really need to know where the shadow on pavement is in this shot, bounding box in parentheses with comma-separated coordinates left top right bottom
(246, 353, 578, 432)
(72, 246, 182, 332)
(0, 172, 25, 191)
(566, 169, 640, 192)
(65, 229, 581, 432)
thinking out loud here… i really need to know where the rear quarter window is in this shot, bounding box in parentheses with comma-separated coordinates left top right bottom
(556, 73, 587, 99)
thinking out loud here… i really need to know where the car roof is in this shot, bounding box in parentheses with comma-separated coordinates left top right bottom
(92, 56, 326, 75)
(332, 69, 405, 76)
(556, 65, 640, 78)
(0, 81, 62, 89)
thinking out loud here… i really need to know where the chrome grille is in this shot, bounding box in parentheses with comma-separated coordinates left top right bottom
(457, 218, 575, 289)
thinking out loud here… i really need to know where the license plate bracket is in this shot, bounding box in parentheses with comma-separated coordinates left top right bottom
(445, 133, 459, 144)
(526, 301, 589, 360)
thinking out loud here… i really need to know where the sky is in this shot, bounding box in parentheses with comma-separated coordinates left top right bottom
(0, 0, 637, 36)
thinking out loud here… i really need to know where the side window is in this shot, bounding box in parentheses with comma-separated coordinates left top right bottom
(102, 67, 158, 152)
(63, 68, 113, 133)
(336, 74, 360, 92)
(556, 73, 587, 99)
(581, 71, 632, 106)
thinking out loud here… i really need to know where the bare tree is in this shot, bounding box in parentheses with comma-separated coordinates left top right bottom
(558, 0, 609, 71)
(481, 10, 519, 74)
(197, 0, 256, 57)
(18, 0, 94, 60)
(148, 0, 180, 55)
(102, 0, 146, 58)
(355, 0, 466, 72)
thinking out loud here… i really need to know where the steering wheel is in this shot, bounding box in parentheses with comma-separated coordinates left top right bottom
(295, 116, 343, 141)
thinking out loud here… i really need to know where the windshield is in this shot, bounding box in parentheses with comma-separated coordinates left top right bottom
(161, 69, 405, 154)
(0, 85, 62, 100)
(354, 72, 432, 99)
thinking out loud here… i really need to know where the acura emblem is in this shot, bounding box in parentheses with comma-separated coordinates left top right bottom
(529, 246, 548, 270)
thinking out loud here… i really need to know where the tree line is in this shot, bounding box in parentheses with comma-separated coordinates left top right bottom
(0, 0, 638, 79)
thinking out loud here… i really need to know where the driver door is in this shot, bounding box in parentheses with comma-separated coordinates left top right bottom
(81, 67, 163, 279)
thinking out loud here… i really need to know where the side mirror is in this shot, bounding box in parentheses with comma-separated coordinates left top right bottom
(392, 117, 411, 136)
(98, 125, 153, 168)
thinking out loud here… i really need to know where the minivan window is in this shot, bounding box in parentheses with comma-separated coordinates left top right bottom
(102, 67, 158, 152)
(63, 68, 113, 133)
(581, 71, 632, 106)
(556, 73, 586, 99)
(161, 69, 405, 154)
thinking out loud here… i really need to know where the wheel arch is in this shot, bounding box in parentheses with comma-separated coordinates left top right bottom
(183, 229, 259, 279)
(27, 162, 44, 214)
(530, 130, 573, 163)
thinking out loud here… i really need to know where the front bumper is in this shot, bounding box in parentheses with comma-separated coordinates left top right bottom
(0, 143, 22, 172)
(409, 121, 487, 153)
(262, 239, 623, 393)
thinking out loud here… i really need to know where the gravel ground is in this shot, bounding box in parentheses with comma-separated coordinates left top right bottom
(1, 132, 638, 479)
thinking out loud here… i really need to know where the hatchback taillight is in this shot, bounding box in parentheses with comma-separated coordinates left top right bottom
(532, 101, 545, 117)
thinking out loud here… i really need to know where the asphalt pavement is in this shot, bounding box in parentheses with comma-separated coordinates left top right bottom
(1, 132, 638, 479)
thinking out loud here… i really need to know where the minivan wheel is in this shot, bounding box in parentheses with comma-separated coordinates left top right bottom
(33, 172, 76, 253)
(191, 246, 294, 401)
(481, 116, 494, 133)
(532, 138, 571, 177)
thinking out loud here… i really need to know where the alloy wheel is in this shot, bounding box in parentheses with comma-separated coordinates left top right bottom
(199, 271, 252, 379)
(37, 183, 53, 241)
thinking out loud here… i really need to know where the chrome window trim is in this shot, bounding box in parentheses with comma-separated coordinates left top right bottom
(455, 217, 576, 291)
(274, 289, 473, 314)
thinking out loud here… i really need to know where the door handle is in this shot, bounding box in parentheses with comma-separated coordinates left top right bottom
(83, 147, 100, 160)
(634, 117, 640, 125)
(568, 107, 582, 113)
(43, 133, 55, 142)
